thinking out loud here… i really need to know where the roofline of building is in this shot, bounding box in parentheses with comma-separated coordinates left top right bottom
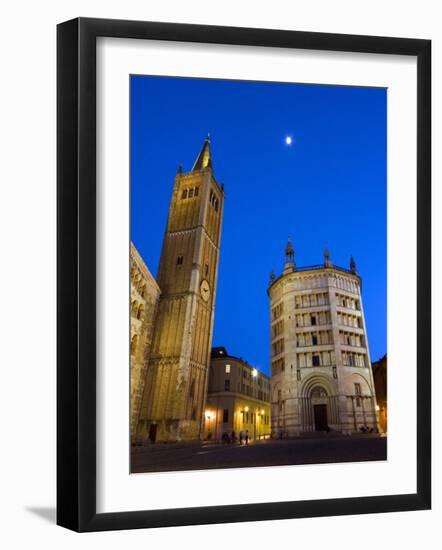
(267, 263, 362, 294)
(211, 351, 270, 380)
(130, 241, 161, 293)
(371, 353, 387, 366)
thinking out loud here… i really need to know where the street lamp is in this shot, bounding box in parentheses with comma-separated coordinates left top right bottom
(206, 411, 213, 440)
(254, 408, 258, 440)
(260, 408, 265, 440)
(243, 406, 249, 442)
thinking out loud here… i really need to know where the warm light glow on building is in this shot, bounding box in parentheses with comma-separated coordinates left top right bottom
(207, 347, 271, 441)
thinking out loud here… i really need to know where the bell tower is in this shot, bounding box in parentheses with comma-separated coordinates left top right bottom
(138, 137, 225, 441)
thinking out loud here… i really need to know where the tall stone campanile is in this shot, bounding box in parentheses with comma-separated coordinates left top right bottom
(138, 137, 224, 442)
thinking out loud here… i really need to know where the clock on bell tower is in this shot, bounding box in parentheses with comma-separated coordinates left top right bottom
(200, 279, 211, 302)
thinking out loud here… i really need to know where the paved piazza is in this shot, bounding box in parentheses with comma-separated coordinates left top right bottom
(131, 434, 387, 473)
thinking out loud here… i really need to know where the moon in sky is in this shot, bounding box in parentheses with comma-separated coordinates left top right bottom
(285, 136, 293, 145)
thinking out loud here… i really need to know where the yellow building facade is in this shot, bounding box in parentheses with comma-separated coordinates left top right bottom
(205, 347, 271, 441)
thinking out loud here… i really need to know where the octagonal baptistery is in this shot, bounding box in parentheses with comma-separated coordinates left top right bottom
(268, 239, 380, 437)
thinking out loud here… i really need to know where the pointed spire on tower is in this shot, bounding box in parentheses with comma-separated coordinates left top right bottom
(176, 162, 183, 174)
(285, 236, 294, 262)
(192, 134, 213, 171)
(283, 236, 295, 274)
(324, 246, 332, 267)
(350, 255, 357, 273)
(269, 268, 276, 284)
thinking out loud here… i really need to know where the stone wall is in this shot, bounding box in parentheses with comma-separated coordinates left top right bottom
(130, 242, 160, 442)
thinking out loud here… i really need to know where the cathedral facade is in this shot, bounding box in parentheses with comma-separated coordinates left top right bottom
(136, 138, 225, 442)
(268, 239, 379, 436)
(130, 243, 161, 442)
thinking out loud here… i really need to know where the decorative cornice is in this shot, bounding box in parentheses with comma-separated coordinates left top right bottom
(168, 225, 219, 250)
(267, 264, 362, 294)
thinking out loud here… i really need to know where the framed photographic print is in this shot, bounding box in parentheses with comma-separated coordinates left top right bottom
(57, 17, 431, 532)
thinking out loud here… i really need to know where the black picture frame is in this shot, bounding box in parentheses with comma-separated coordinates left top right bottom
(57, 17, 431, 532)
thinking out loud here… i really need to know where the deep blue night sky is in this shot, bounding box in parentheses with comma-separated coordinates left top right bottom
(131, 75, 387, 376)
